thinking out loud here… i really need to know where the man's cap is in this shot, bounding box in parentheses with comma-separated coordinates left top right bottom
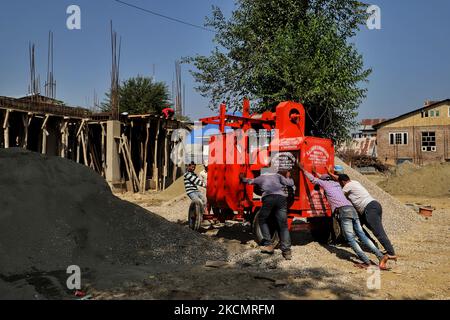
(334, 165, 344, 173)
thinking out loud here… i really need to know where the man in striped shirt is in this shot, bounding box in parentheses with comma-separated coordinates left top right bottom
(184, 162, 207, 206)
(298, 164, 389, 270)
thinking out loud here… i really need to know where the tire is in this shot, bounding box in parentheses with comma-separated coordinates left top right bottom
(253, 210, 280, 248)
(188, 200, 203, 231)
(308, 216, 344, 244)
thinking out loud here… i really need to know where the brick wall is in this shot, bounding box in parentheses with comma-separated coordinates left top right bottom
(377, 125, 450, 165)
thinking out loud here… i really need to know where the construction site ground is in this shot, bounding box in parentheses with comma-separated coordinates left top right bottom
(109, 188, 450, 300)
(1, 150, 448, 300)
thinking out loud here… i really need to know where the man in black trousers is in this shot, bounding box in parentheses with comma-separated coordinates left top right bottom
(241, 170, 295, 260)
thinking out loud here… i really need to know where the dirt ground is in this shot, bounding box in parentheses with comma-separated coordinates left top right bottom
(93, 190, 450, 300)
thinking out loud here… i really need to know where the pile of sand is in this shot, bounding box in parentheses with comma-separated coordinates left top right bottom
(0, 149, 226, 299)
(335, 158, 422, 235)
(378, 162, 450, 197)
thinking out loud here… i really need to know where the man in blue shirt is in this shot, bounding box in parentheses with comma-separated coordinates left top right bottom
(241, 170, 295, 260)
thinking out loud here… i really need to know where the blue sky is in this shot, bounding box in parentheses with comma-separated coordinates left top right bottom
(0, 0, 449, 121)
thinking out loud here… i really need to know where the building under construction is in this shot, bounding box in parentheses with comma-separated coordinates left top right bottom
(0, 94, 188, 192)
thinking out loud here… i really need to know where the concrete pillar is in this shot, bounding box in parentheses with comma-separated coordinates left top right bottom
(105, 120, 121, 184)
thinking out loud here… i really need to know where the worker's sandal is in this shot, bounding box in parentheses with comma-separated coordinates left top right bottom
(260, 245, 275, 254)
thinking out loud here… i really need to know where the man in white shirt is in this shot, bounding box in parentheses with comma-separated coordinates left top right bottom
(335, 173, 397, 260)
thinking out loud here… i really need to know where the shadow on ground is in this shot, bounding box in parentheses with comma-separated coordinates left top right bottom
(90, 264, 370, 300)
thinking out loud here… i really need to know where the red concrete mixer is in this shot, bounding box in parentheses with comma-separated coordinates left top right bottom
(189, 100, 341, 244)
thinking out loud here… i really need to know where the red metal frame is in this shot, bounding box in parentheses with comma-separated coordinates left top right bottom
(200, 100, 334, 231)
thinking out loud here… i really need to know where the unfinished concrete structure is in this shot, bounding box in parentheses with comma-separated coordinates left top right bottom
(0, 95, 187, 192)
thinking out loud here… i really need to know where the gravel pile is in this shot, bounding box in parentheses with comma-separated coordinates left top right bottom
(335, 158, 422, 234)
(379, 162, 450, 197)
(0, 149, 226, 299)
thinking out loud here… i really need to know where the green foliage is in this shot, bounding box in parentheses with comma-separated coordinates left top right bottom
(185, 0, 370, 143)
(176, 115, 192, 122)
(102, 76, 169, 114)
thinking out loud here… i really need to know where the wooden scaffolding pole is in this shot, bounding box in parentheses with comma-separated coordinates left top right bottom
(121, 134, 142, 193)
(3, 109, 10, 148)
(162, 130, 170, 190)
(101, 123, 106, 177)
(119, 140, 133, 191)
(76, 119, 88, 164)
(41, 114, 50, 155)
(172, 133, 178, 185)
(60, 118, 69, 158)
(76, 135, 81, 163)
(22, 113, 33, 149)
(80, 129, 89, 166)
(141, 121, 150, 193)
(152, 119, 161, 191)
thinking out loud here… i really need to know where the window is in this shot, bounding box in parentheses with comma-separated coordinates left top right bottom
(430, 110, 435, 117)
(448, 107, 450, 117)
(436, 110, 440, 117)
(389, 132, 408, 145)
(421, 132, 436, 152)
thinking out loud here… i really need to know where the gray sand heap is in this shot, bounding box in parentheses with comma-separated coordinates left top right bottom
(0, 149, 226, 299)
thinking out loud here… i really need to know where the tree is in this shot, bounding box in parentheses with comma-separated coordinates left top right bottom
(102, 76, 169, 114)
(185, 0, 370, 143)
